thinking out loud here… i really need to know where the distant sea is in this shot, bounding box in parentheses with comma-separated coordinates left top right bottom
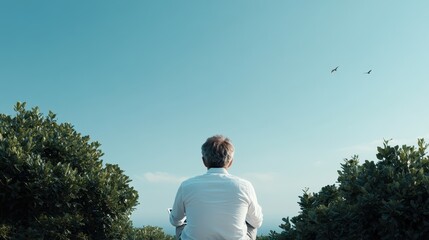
(147, 219, 283, 237)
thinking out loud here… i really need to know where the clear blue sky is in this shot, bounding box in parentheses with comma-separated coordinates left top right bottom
(1, 0, 429, 235)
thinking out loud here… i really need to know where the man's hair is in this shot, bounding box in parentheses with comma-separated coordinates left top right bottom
(201, 135, 235, 168)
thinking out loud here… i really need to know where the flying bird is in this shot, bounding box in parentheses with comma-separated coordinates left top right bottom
(365, 70, 372, 74)
(331, 66, 339, 73)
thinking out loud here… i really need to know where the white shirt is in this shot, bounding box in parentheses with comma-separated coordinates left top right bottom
(169, 168, 263, 240)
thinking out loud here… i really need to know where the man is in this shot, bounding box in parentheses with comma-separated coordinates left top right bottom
(169, 135, 263, 240)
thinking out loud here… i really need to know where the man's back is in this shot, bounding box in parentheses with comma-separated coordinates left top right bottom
(170, 168, 263, 240)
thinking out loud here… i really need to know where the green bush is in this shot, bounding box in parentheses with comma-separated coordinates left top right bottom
(272, 139, 429, 240)
(0, 102, 139, 239)
(130, 226, 174, 240)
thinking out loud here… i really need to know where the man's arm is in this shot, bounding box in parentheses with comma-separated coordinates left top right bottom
(169, 184, 187, 227)
(245, 182, 263, 228)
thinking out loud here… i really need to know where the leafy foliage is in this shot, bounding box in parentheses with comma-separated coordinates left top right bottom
(0, 102, 139, 239)
(130, 226, 174, 240)
(271, 139, 429, 240)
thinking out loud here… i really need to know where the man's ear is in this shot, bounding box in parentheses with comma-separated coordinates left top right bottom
(226, 159, 233, 169)
(202, 157, 209, 168)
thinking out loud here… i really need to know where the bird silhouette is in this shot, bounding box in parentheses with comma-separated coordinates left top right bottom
(365, 70, 372, 74)
(331, 66, 339, 73)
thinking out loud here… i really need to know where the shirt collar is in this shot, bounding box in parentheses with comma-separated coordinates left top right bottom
(207, 168, 229, 174)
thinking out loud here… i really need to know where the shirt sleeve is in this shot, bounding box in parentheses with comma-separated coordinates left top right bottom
(169, 183, 187, 227)
(245, 182, 263, 228)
